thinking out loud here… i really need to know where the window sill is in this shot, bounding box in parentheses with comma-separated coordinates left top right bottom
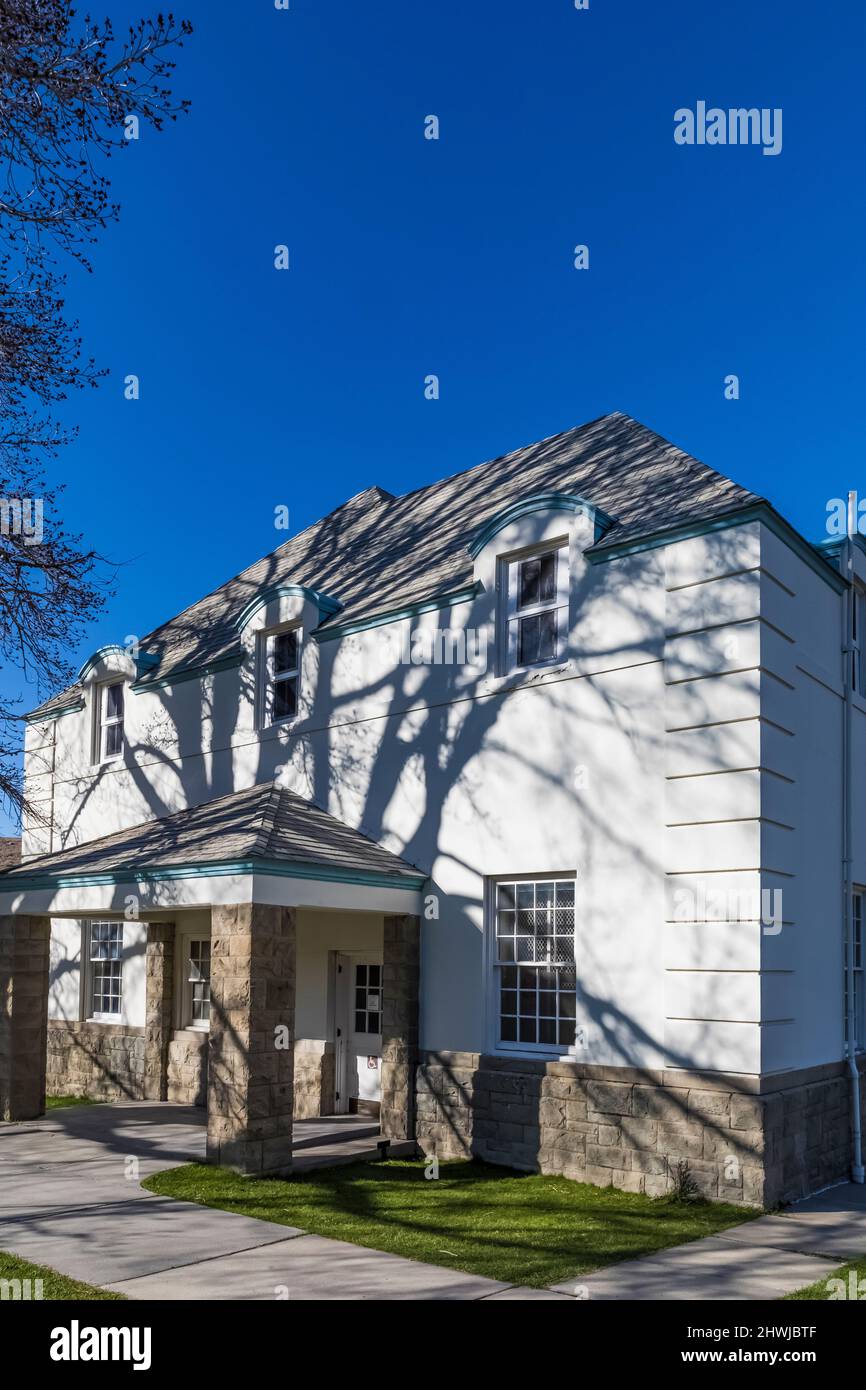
(494, 1042, 583, 1063)
(86, 1015, 124, 1026)
(259, 714, 303, 739)
(482, 660, 573, 695)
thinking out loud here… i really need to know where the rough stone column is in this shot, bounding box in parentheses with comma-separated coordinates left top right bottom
(143, 922, 174, 1102)
(381, 913, 420, 1139)
(0, 914, 50, 1121)
(207, 903, 295, 1174)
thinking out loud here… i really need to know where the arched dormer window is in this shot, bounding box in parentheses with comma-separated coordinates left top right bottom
(77, 645, 144, 766)
(235, 583, 341, 731)
(470, 492, 614, 678)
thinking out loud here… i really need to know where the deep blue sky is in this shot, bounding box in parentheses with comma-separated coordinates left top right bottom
(3, 0, 864, 831)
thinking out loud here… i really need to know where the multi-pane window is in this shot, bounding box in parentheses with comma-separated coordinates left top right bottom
(505, 547, 568, 671)
(187, 939, 211, 1026)
(846, 890, 864, 1051)
(89, 922, 123, 1018)
(98, 682, 124, 761)
(263, 628, 300, 725)
(494, 879, 576, 1048)
(354, 963, 382, 1035)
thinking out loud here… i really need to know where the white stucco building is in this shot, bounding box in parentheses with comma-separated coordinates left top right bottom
(1, 411, 863, 1205)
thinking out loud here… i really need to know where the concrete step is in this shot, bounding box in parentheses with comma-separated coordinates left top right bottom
(291, 1136, 417, 1173)
(292, 1122, 379, 1152)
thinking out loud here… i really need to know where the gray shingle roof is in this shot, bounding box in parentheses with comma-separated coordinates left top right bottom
(0, 783, 424, 885)
(30, 412, 763, 718)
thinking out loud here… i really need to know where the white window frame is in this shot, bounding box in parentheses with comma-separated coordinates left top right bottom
(95, 681, 125, 764)
(87, 921, 124, 1022)
(352, 962, 382, 1037)
(485, 872, 578, 1058)
(501, 544, 569, 675)
(260, 626, 301, 728)
(181, 937, 211, 1030)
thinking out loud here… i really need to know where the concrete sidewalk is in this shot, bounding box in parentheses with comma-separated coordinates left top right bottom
(1, 1103, 864, 1300)
(0, 1103, 550, 1300)
(552, 1182, 866, 1300)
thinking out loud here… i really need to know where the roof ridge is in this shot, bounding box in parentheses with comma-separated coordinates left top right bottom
(611, 412, 759, 490)
(140, 488, 396, 651)
(264, 483, 395, 568)
(250, 781, 284, 858)
(389, 412, 624, 508)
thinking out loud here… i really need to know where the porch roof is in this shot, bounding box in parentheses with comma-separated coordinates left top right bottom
(0, 782, 427, 894)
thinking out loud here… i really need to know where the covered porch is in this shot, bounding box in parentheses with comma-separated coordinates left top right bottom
(0, 782, 424, 1175)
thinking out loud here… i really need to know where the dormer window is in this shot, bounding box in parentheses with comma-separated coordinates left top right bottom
(97, 681, 124, 762)
(262, 627, 300, 726)
(505, 545, 568, 671)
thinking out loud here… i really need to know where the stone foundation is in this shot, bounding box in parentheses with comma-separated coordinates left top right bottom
(167, 1030, 208, 1106)
(44, 1025, 369, 1119)
(46, 1022, 207, 1108)
(47, 1021, 146, 1101)
(161, 1034, 338, 1115)
(45, 1024, 372, 1120)
(416, 1052, 865, 1207)
(293, 1040, 335, 1118)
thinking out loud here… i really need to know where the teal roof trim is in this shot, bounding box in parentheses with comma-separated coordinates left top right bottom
(24, 699, 85, 726)
(586, 502, 847, 594)
(0, 856, 426, 894)
(77, 646, 160, 683)
(131, 651, 244, 693)
(236, 583, 342, 633)
(468, 492, 616, 559)
(313, 584, 483, 643)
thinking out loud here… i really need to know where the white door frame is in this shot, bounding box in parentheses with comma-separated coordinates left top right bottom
(334, 952, 352, 1115)
(332, 950, 383, 1115)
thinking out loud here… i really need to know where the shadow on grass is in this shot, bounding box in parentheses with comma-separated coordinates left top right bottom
(144, 1157, 757, 1288)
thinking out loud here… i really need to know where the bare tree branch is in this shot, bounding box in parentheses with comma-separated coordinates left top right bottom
(0, 2, 192, 821)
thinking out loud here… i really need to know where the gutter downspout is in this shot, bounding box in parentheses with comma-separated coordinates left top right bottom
(843, 492, 864, 1183)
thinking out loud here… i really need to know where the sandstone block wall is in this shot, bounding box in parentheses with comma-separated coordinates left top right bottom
(416, 1051, 863, 1207)
(167, 1030, 208, 1105)
(47, 1021, 145, 1101)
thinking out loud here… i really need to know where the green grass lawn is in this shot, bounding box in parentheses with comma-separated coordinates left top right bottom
(786, 1257, 866, 1301)
(144, 1158, 758, 1288)
(0, 1250, 124, 1300)
(44, 1094, 101, 1110)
